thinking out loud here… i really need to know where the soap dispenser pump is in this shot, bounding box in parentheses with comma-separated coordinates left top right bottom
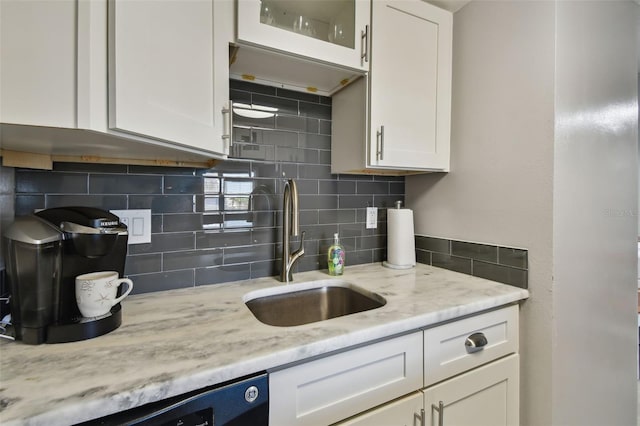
(328, 233, 345, 276)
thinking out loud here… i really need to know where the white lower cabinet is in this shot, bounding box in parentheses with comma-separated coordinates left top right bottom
(338, 355, 518, 426)
(423, 354, 519, 426)
(269, 306, 520, 426)
(269, 332, 423, 426)
(335, 392, 424, 426)
(423, 305, 519, 387)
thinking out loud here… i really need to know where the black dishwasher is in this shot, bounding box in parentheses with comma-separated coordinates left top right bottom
(76, 373, 268, 426)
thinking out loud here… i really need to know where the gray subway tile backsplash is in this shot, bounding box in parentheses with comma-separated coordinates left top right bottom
(131, 270, 195, 294)
(89, 174, 162, 194)
(15, 171, 88, 194)
(123, 254, 162, 276)
(473, 260, 528, 288)
(416, 235, 528, 289)
(451, 240, 498, 263)
(276, 115, 319, 133)
(128, 232, 195, 255)
(164, 176, 203, 194)
(299, 101, 331, 120)
(252, 93, 299, 116)
(416, 236, 451, 254)
(498, 247, 529, 269)
(162, 213, 204, 233)
(9, 79, 527, 294)
(10, 80, 402, 294)
(432, 253, 473, 275)
(195, 264, 251, 287)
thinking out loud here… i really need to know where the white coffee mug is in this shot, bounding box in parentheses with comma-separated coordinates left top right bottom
(75, 271, 133, 318)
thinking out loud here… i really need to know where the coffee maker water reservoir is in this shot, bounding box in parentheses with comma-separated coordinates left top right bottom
(3, 207, 129, 344)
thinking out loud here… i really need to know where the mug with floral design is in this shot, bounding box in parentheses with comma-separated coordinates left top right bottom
(75, 271, 133, 318)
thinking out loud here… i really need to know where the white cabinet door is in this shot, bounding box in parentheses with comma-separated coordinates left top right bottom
(423, 355, 520, 426)
(368, 0, 452, 171)
(0, 0, 78, 128)
(237, 0, 370, 72)
(269, 332, 423, 426)
(336, 392, 424, 426)
(108, 0, 227, 155)
(331, 0, 452, 174)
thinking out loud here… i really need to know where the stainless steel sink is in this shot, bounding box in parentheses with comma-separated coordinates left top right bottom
(244, 280, 386, 327)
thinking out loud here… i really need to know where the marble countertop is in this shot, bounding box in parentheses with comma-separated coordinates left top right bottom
(0, 263, 529, 425)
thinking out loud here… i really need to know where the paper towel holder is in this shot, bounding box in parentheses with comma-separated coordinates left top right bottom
(383, 200, 416, 270)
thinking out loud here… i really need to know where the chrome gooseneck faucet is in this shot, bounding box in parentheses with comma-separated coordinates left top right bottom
(280, 179, 305, 283)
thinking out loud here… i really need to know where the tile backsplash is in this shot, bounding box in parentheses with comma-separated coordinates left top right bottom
(4, 80, 528, 294)
(10, 80, 404, 294)
(415, 235, 528, 288)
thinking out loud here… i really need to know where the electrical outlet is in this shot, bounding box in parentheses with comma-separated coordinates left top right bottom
(110, 209, 151, 244)
(366, 207, 378, 229)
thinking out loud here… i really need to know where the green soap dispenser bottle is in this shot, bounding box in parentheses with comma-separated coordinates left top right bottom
(328, 233, 345, 276)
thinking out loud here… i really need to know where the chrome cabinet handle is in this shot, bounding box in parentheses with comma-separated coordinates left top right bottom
(433, 401, 445, 426)
(361, 25, 369, 65)
(420, 408, 426, 426)
(465, 332, 488, 353)
(376, 125, 384, 161)
(221, 100, 233, 152)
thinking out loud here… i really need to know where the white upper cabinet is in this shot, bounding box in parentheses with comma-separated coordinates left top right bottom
(332, 0, 452, 174)
(0, 0, 230, 167)
(236, 0, 370, 72)
(108, 0, 228, 155)
(369, 0, 451, 171)
(0, 0, 78, 128)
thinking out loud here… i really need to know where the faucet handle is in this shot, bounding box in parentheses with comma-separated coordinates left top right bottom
(285, 231, 305, 282)
(292, 231, 306, 259)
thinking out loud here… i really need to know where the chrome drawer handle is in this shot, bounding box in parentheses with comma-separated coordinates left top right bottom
(465, 332, 488, 353)
(432, 401, 445, 426)
(221, 100, 233, 152)
(361, 25, 369, 65)
(376, 125, 385, 161)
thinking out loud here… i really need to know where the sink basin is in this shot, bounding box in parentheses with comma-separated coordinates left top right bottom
(243, 280, 386, 327)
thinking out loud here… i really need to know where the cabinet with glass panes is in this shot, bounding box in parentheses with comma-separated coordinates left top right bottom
(236, 0, 370, 73)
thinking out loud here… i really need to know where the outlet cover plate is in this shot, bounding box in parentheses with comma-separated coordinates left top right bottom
(366, 207, 378, 229)
(110, 209, 151, 244)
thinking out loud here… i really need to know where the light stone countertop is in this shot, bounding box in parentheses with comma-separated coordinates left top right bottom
(0, 263, 529, 426)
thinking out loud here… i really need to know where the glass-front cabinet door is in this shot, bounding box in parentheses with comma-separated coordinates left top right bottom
(237, 0, 370, 72)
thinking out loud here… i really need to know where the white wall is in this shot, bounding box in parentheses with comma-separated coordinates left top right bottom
(406, 1, 638, 424)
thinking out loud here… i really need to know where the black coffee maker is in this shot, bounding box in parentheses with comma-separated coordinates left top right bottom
(3, 207, 128, 344)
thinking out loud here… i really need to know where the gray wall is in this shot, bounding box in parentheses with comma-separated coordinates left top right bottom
(7, 81, 404, 294)
(407, 1, 638, 425)
(552, 2, 637, 424)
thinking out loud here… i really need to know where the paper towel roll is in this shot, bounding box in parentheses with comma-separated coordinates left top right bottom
(384, 207, 416, 269)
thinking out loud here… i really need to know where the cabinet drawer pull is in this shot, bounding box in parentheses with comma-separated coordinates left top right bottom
(376, 125, 385, 161)
(465, 332, 488, 353)
(432, 401, 445, 426)
(361, 25, 369, 64)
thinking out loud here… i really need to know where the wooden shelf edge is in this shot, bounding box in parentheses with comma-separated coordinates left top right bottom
(1, 149, 217, 170)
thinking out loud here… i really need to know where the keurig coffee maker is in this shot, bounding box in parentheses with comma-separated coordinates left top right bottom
(3, 207, 128, 344)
